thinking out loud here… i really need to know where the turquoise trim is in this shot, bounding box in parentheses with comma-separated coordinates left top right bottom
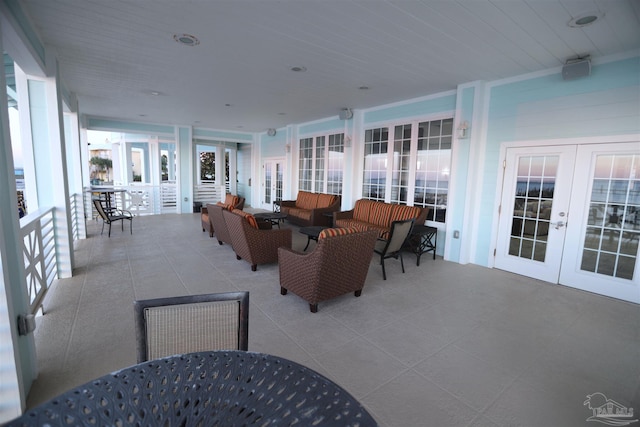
(87, 118, 174, 135)
(299, 118, 342, 134)
(193, 128, 253, 142)
(364, 93, 456, 123)
(4, 0, 46, 65)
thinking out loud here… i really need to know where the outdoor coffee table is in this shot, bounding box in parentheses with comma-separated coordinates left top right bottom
(254, 212, 287, 228)
(299, 225, 328, 251)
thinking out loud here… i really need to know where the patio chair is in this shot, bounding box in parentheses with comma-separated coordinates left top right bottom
(133, 291, 249, 363)
(201, 195, 245, 237)
(93, 198, 133, 237)
(223, 209, 292, 271)
(278, 228, 378, 312)
(374, 218, 414, 280)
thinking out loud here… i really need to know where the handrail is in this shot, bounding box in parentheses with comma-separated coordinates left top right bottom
(19, 207, 57, 315)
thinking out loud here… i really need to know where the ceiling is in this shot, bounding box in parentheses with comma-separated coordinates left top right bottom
(20, 0, 640, 133)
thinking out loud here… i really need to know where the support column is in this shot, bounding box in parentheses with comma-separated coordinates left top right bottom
(25, 59, 74, 277)
(177, 126, 193, 213)
(0, 31, 36, 420)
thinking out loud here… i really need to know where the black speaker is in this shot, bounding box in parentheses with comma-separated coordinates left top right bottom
(562, 59, 591, 80)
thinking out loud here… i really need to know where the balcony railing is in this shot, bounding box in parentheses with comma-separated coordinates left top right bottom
(19, 207, 57, 315)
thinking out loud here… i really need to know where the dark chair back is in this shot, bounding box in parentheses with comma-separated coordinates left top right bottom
(134, 291, 249, 363)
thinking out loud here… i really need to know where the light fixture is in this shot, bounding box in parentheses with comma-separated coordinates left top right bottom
(285, 144, 291, 153)
(173, 33, 200, 46)
(267, 128, 277, 137)
(568, 12, 603, 28)
(344, 136, 352, 148)
(290, 66, 307, 72)
(457, 121, 469, 139)
(358, 86, 370, 90)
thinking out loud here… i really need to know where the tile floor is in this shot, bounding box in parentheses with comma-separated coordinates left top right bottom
(27, 213, 640, 426)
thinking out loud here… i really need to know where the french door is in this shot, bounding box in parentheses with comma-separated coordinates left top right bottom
(261, 158, 284, 211)
(495, 143, 640, 304)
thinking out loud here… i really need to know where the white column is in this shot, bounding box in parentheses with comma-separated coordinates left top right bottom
(24, 58, 74, 277)
(0, 32, 36, 420)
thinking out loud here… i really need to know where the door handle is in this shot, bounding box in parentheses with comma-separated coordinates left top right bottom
(551, 221, 566, 229)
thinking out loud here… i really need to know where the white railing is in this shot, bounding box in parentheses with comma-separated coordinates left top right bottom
(19, 207, 57, 315)
(194, 182, 226, 205)
(69, 193, 83, 241)
(84, 183, 179, 218)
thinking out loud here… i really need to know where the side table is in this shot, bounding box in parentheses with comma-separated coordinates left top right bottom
(406, 224, 437, 266)
(299, 225, 329, 251)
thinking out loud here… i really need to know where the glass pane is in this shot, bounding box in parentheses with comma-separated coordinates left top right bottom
(579, 153, 639, 279)
(507, 155, 558, 262)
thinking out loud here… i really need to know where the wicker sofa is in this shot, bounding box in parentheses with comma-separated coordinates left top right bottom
(201, 194, 245, 237)
(334, 199, 428, 239)
(279, 191, 341, 227)
(278, 227, 378, 312)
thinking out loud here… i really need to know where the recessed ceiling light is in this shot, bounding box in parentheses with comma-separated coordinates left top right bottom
(358, 86, 370, 90)
(225, 103, 232, 107)
(568, 12, 603, 28)
(150, 91, 161, 96)
(278, 112, 286, 115)
(139, 114, 147, 117)
(290, 66, 307, 72)
(173, 33, 200, 46)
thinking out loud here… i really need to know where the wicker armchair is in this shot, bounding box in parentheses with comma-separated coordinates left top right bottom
(202, 196, 245, 237)
(278, 229, 378, 312)
(223, 209, 292, 271)
(207, 204, 235, 246)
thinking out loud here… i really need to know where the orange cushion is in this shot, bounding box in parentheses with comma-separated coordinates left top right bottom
(231, 209, 259, 229)
(318, 227, 360, 239)
(216, 202, 234, 210)
(368, 201, 393, 227)
(316, 193, 337, 208)
(296, 191, 318, 210)
(390, 204, 421, 222)
(353, 199, 376, 222)
(224, 194, 240, 207)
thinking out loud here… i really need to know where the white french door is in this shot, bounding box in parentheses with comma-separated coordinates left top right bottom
(261, 158, 284, 211)
(495, 142, 640, 304)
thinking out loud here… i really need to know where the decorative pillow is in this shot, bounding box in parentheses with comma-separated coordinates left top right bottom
(231, 209, 259, 229)
(216, 202, 233, 210)
(224, 194, 240, 207)
(296, 191, 317, 210)
(318, 227, 360, 239)
(316, 193, 337, 209)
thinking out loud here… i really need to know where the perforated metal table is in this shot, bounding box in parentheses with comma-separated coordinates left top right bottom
(7, 351, 377, 426)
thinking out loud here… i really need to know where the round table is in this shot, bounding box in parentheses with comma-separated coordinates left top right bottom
(7, 351, 377, 426)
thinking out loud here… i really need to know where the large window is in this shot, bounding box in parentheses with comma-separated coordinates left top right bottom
(362, 118, 452, 222)
(298, 133, 344, 195)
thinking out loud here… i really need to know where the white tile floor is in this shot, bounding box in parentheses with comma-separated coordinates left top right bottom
(27, 213, 640, 426)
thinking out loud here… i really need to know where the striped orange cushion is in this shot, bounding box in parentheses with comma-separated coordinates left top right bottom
(296, 191, 318, 209)
(353, 199, 375, 222)
(224, 194, 240, 207)
(390, 204, 421, 222)
(231, 209, 259, 229)
(318, 227, 360, 239)
(216, 202, 234, 210)
(316, 193, 337, 208)
(369, 201, 393, 227)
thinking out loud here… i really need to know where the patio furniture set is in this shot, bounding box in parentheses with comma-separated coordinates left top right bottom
(201, 192, 437, 312)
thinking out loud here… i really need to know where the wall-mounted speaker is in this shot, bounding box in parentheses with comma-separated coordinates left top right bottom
(267, 128, 276, 137)
(562, 59, 591, 80)
(339, 108, 353, 120)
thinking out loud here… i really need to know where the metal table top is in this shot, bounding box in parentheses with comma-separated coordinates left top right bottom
(7, 351, 377, 426)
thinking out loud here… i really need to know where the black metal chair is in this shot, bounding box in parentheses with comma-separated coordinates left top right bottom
(93, 198, 133, 237)
(374, 219, 414, 280)
(134, 291, 249, 363)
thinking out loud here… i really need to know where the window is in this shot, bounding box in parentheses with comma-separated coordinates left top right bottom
(298, 133, 344, 195)
(414, 119, 452, 222)
(362, 118, 452, 223)
(199, 150, 215, 182)
(363, 128, 389, 201)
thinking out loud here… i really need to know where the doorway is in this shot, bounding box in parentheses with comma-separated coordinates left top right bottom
(495, 142, 639, 303)
(261, 158, 284, 211)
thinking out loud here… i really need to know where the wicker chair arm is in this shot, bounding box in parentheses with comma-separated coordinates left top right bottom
(280, 200, 297, 208)
(333, 209, 354, 221)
